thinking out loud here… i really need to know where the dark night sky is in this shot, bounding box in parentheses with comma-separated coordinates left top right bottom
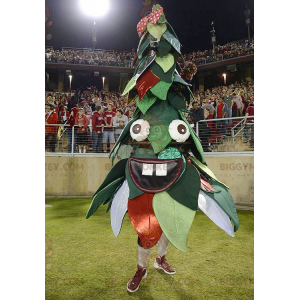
(45, 0, 254, 53)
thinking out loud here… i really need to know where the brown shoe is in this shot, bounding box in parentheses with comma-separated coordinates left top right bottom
(127, 265, 147, 293)
(154, 255, 176, 274)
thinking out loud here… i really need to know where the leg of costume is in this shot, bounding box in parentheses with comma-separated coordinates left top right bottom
(157, 233, 169, 257)
(86, 4, 239, 293)
(137, 245, 151, 268)
(136, 233, 169, 267)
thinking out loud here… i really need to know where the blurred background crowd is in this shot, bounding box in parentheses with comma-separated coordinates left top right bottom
(45, 79, 254, 153)
(45, 38, 254, 68)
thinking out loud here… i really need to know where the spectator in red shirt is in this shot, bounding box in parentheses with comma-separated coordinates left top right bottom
(102, 104, 116, 153)
(243, 101, 254, 148)
(232, 98, 237, 118)
(75, 108, 89, 153)
(92, 106, 104, 153)
(45, 103, 58, 152)
(216, 98, 228, 136)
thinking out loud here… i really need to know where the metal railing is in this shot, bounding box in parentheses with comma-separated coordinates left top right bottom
(45, 124, 123, 156)
(196, 116, 254, 152)
(45, 115, 253, 156)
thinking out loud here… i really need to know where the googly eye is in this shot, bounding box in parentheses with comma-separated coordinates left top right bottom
(168, 120, 190, 142)
(130, 119, 150, 141)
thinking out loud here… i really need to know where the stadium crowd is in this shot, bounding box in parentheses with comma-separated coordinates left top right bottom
(45, 48, 136, 67)
(45, 38, 254, 68)
(182, 39, 254, 65)
(45, 79, 254, 153)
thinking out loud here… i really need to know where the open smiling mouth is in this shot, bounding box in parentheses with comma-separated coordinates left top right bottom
(128, 157, 184, 193)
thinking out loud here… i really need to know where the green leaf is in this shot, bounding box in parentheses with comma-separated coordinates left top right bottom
(167, 163, 200, 210)
(131, 106, 141, 119)
(155, 53, 174, 73)
(86, 177, 124, 219)
(93, 158, 128, 198)
(150, 80, 172, 100)
(173, 74, 193, 104)
(158, 39, 172, 57)
(163, 30, 181, 54)
(202, 180, 239, 232)
(143, 99, 178, 153)
(150, 61, 175, 83)
(179, 111, 205, 163)
(189, 156, 229, 189)
(167, 91, 187, 110)
(136, 91, 157, 114)
(138, 38, 150, 59)
(117, 145, 134, 160)
(133, 56, 147, 76)
(157, 12, 167, 24)
(187, 85, 195, 102)
(147, 23, 167, 40)
(109, 118, 138, 160)
(137, 31, 148, 52)
(125, 161, 144, 199)
(105, 182, 123, 212)
(148, 125, 172, 153)
(121, 76, 136, 96)
(166, 23, 180, 41)
(153, 191, 196, 252)
(152, 4, 162, 11)
(144, 98, 179, 126)
(173, 74, 192, 86)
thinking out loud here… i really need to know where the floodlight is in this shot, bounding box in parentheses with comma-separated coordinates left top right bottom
(80, 0, 110, 17)
(222, 73, 226, 85)
(69, 75, 72, 91)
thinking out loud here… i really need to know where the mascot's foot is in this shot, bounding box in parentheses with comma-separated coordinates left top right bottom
(154, 255, 176, 274)
(127, 265, 147, 293)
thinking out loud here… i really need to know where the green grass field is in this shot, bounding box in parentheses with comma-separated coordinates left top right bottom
(45, 198, 254, 300)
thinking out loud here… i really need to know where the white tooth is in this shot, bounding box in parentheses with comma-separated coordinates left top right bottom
(156, 164, 167, 176)
(142, 163, 153, 176)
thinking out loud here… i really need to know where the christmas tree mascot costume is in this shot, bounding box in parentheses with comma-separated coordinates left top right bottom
(86, 5, 239, 293)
